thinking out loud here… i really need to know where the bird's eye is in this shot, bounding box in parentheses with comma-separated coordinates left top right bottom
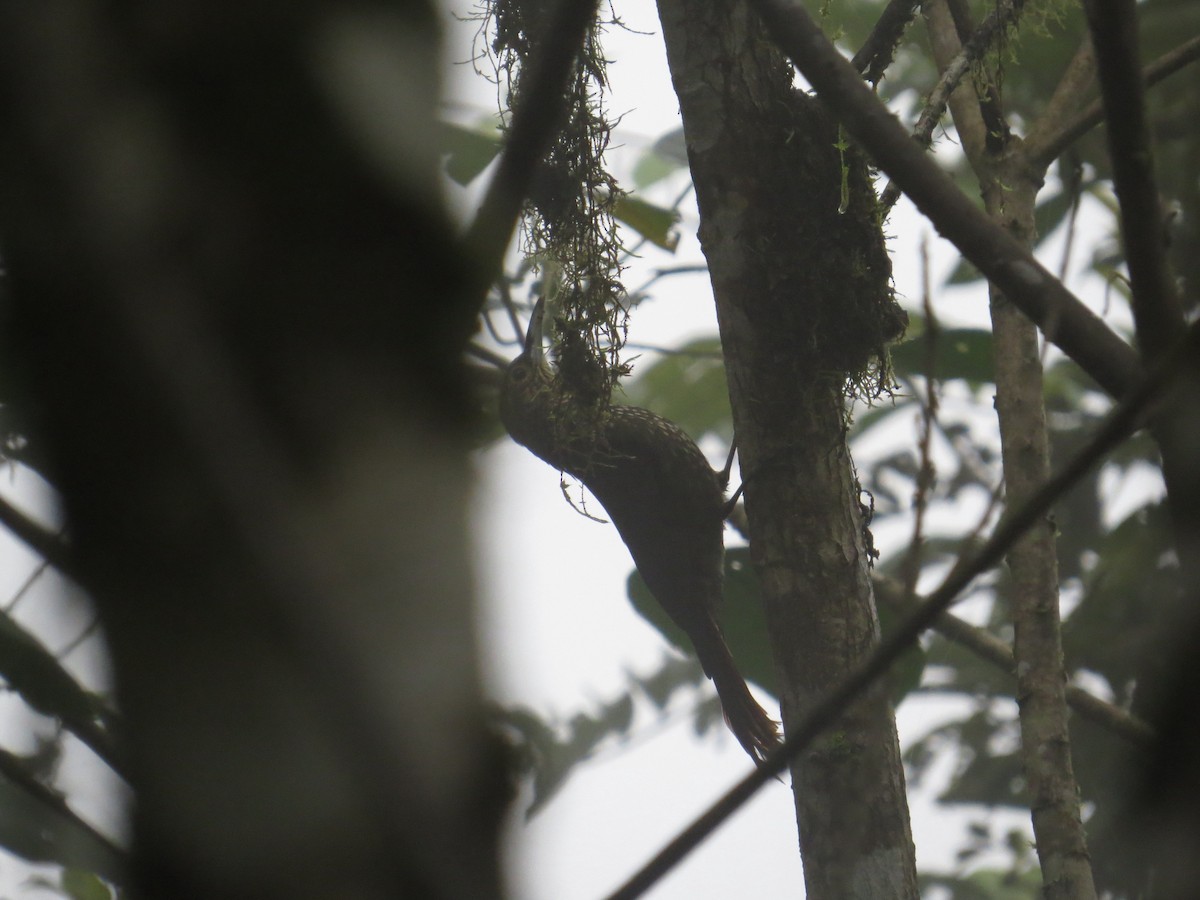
(509, 364, 529, 383)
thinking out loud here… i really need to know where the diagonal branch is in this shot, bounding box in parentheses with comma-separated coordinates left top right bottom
(0, 745, 127, 883)
(0, 501, 127, 776)
(747, 0, 1143, 400)
(603, 318, 1200, 900)
(0, 495, 76, 580)
(850, 0, 922, 84)
(1023, 36, 1095, 163)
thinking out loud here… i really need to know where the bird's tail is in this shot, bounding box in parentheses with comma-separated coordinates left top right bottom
(693, 619, 781, 764)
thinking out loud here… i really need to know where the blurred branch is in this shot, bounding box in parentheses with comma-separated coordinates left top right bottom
(0, 610, 126, 779)
(0, 744, 127, 882)
(0, 495, 76, 580)
(850, 0, 922, 84)
(1028, 33, 1200, 169)
(0, 500, 123, 771)
(466, 342, 511, 369)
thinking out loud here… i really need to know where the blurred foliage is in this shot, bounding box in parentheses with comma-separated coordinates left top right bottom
(494, 654, 713, 817)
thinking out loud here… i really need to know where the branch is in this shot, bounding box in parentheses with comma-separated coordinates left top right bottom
(0, 744, 127, 884)
(0, 611, 127, 780)
(850, 0, 921, 84)
(880, 0, 1023, 209)
(747, 0, 1143, 400)
(460, 0, 603, 309)
(1083, 0, 1184, 358)
(1027, 33, 1200, 169)
(603, 318, 1200, 900)
(0, 501, 127, 776)
(920, 0, 990, 167)
(0, 495, 76, 580)
(1022, 36, 1095, 162)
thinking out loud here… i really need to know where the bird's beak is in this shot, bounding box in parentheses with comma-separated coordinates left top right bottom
(524, 297, 546, 366)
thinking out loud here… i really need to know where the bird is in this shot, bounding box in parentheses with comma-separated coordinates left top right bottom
(499, 299, 780, 763)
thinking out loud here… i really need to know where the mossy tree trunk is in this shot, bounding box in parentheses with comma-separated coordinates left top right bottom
(656, 2, 918, 896)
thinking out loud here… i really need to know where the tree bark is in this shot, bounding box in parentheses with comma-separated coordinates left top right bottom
(925, 3, 1097, 894)
(655, 2, 917, 896)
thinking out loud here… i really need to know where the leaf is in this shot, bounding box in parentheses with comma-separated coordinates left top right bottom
(946, 256, 982, 285)
(890, 327, 995, 386)
(920, 867, 1042, 900)
(632, 128, 689, 190)
(848, 393, 917, 442)
(1063, 501, 1174, 690)
(622, 338, 732, 442)
(61, 869, 113, 900)
(612, 194, 679, 251)
(439, 121, 501, 186)
(940, 748, 1025, 807)
(1031, 169, 1100, 251)
(627, 547, 775, 694)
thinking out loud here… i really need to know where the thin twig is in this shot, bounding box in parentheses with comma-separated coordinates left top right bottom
(850, 0, 922, 84)
(4, 560, 49, 613)
(466, 341, 511, 369)
(602, 318, 1200, 900)
(55, 616, 101, 662)
(0, 609, 127, 779)
(622, 341, 722, 359)
(880, 0, 1024, 210)
(901, 238, 939, 600)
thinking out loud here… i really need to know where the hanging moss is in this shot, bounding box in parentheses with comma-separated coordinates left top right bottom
(483, 0, 629, 410)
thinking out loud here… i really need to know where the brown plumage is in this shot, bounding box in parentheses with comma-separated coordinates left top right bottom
(499, 302, 780, 762)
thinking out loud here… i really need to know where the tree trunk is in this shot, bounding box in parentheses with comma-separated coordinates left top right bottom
(0, 3, 504, 898)
(656, 1, 917, 896)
